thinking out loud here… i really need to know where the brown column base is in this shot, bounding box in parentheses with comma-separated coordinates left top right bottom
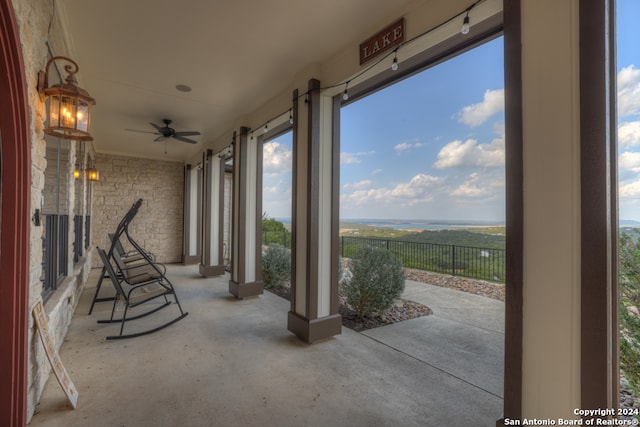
(228, 280, 263, 299)
(287, 311, 342, 344)
(182, 255, 200, 265)
(199, 264, 225, 277)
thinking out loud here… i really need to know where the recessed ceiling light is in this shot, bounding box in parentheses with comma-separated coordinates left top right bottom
(175, 84, 192, 92)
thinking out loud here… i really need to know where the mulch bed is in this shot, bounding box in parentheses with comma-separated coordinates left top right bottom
(266, 283, 433, 332)
(338, 299, 433, 332)
(265, 267, 504, 332)
(404, 268, 505, 302)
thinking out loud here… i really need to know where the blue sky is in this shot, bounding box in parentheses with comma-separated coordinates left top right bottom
(617, 0, 640, 222)
(263, 0, 640, 222)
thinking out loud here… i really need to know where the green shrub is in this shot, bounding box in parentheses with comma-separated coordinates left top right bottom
(262, 217, 292, 248)
(261, 244, 291, 288)
(340, 246, 406, 317)
(619, 233, 640, 395)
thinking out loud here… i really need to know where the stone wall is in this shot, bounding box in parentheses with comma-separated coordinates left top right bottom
(10, 2, 185, 414)
(10, 0, 96, 421)
(92, 153, 184, 263)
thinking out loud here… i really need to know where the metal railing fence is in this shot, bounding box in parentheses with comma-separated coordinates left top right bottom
(261, 232, 505, 283)
(339, 236, 505, 283)
(262, 231, 292, 249)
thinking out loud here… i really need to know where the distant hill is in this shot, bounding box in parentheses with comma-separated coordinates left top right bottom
(400, 229, 506, 249)
(339, 222, 416, 239)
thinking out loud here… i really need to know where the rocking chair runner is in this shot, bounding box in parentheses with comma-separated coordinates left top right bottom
(96, 248, 188, 340)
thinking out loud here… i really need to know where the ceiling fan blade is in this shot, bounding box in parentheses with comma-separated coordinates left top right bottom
(154, 135, 168, 142)
(125, 128, 160, 134)
(150, 122, 162, 131)
(174, 131, 201, 137)
(173, 135, 198, 144)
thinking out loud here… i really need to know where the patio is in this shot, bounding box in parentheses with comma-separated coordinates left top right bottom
(29, 265, 504, 427)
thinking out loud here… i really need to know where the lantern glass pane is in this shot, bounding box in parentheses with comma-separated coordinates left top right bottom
(48, 95, 60, 127)
(61, 95, 77, 129)
(77, 101, 89, 132)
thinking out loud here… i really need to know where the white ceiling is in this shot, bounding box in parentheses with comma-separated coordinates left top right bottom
(58, 0, 426, 162)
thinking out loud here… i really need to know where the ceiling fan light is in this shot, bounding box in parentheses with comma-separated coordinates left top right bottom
(175, 84, 192, 92)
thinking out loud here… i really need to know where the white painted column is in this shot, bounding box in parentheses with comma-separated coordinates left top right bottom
(514, 0, 617, 419)
(182, 163, 201, 264)
(229, 127, 263, 298)
(288, 79, 341, 343)
(199, 149, 226, 277)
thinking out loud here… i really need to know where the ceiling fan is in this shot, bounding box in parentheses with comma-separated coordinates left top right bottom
(126, 119, 201, 144)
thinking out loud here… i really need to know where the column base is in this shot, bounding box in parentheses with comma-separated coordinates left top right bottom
(182, 255, 200, 265)
(199, 264, 225, 277)
(287, 311, 342, 344)
(228, 280, 263, 299)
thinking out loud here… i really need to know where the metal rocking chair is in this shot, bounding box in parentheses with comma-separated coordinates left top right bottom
(96, 248, 188, 340)
(88, 199, 145, 314)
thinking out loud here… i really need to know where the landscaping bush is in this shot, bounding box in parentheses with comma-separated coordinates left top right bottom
(619, 233, 640, 395)
(262, 244, 291, 288)
(340, 246, 405, 317)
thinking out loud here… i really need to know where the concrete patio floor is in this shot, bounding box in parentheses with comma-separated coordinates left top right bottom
(29, 265, 504, 427)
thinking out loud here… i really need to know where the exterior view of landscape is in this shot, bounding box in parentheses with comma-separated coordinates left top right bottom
(259, 0, 640, 417)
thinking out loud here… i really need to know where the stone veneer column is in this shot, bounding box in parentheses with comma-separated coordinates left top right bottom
(287, 79, 341, 343)
(199, 149, 226, 276)
(229, 127, 263, 298)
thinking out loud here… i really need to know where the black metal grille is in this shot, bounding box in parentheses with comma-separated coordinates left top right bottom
(73, 215, 83, 262)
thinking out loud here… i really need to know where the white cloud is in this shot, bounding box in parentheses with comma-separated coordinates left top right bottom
(458, 89, 505, 127)
(263, 141, 292, 176)
(620, 181, 640, 199)
(262, 178, 292, 218)
(619, 121, 640, 148)
(394, 141, 424, 154)
(618, 65, 640, 118)
(343, 180, 372, 190)
(341, 173, 444, 207)
(341, 150, 375, 165)
(619, 152, 640, 174)
(370, 168, 383, 176)
(451, 172, 505, 199)
(433, 137, 504, 169)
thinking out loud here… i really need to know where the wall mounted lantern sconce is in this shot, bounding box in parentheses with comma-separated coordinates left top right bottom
(73, 161, 100, 181)
(38, 56, 96, 141)
(86, 158, 99, 181)
(87, 167, 99, 181)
